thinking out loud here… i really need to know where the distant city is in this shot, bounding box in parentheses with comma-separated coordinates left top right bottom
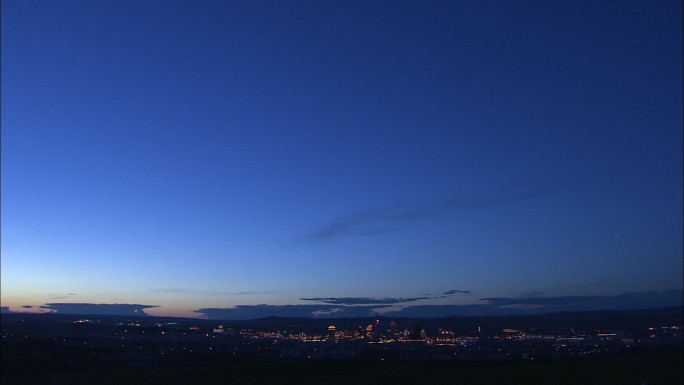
(2, 307, 681, 370)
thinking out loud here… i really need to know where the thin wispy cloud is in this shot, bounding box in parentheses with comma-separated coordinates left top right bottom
(481, 296, 603, 307)
(233, 291, 278, 295)
(49, 293, 78, 300)
(300, 296, 432, 305)
(195, 304, 386, 320)
(151, 288, 228, 296)
(519, 290, 545, 297)
(300, 289, 474, 305)
(310, 207, 411, 240)
(151, 288, 276, 296)
(443, 290, 472, 295)
(311, 308, 344, 316)
(310, 184, 565, 240)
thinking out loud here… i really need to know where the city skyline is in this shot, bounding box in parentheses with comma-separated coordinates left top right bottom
(2, 0, 682, 319)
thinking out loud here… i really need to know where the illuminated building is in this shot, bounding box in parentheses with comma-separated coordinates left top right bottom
(390, 320, 398, 337)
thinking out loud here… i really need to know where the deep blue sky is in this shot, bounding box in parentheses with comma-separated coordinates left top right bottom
(2, 0, 682, 319)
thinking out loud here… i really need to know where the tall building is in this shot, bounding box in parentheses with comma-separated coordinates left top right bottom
(327, 325, 336, 341)
(390, 320, 398, 337)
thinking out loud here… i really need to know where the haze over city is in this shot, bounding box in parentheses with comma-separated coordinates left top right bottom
(1, 0, 682, 320)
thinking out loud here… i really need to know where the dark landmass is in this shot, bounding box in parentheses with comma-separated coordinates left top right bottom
(3, 354, 683, 385)
(2, 307, 682, 384)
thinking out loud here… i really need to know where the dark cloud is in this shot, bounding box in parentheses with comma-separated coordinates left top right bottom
(299, 291, 476, 306)
(300, 296, 431, 305)
(382, 304, 498, 318)
(444, 290, 472, 295)
(480, 290, 684, 310)
(1, 307, 11, 313)
(195, 290, 682, 320)
(481, 296, 603, 307)
(310, 185, 563, 240)
(22, 305, 34, 309)
(40, 303, 158, 316)
(191, 290, 683, 320)
(382, 290, 684, 318)
(195, 305, 385, 320)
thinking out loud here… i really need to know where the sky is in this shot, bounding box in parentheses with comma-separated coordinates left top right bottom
(1, 0, 682, 320)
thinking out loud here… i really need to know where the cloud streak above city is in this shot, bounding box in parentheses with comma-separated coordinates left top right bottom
(310, 185, 563, 241)
(300, 297, 432, 305)
(443, 290, 472, 295)
(194, 305, 385, 320)
(300, 290, 473, 305)
(193, 290, 683, 320)
(151, 288, 277, 296)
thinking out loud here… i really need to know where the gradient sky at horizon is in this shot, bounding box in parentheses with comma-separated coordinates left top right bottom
(2, 0, 682, 319)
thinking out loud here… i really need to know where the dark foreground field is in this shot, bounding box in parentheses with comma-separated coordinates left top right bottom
(2, 352, 682, 385)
